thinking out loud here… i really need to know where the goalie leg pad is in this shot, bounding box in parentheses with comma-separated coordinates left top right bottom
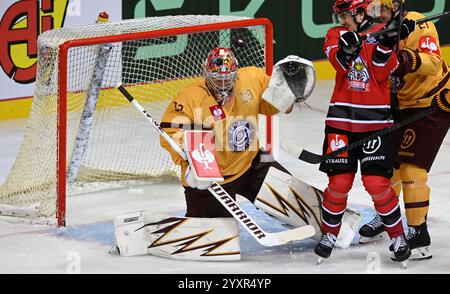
(113, 211, 241, 261)
(254, 167, 361, 245)
(254, 167, 322, 235)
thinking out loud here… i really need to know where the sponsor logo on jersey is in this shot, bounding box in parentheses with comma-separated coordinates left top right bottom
(238, 89, 254, 104)
(401, 129, 416, 149)
(327, 134, 348, 157)
(419, 36, 440, 55)
(347, 57, 370, 92)
(363, 136, 382, 154)
(192, 143, 215, 170)
(209, 105, 226, 121)
(227, 119, 255, 152)
(0, 0, 69, 84)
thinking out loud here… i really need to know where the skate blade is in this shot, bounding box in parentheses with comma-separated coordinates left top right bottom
(390, 255, 409, 268)
(359, 231, 387, 244)
(409, 246, 432, 261)
(317, 257, 323, 265)
(109, 245, 120, 255)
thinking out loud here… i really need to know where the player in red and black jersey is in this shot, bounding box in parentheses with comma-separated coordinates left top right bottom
(315, 0, 411, 264)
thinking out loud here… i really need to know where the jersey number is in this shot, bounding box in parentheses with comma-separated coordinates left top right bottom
(174, 102, 184, 112)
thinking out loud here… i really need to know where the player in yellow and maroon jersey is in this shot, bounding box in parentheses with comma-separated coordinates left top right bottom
(359, 0, 450, 260)
(160, 48, 311, 218)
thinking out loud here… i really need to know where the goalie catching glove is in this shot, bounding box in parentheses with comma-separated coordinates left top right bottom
(262, 55, 316, 113)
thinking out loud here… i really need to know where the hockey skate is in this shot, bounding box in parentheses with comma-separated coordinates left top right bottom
(358, 214, 387, 244)
(406, 223, 432, 260)
(389, 235, 411, 268)
(314, 233, 337, 264)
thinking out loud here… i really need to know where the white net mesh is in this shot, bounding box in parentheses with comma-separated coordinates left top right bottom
(0, 15, 270, 224)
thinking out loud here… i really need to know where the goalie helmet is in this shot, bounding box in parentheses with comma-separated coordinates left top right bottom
(332, 0, 370, 24)
(203, 47, 238, 105)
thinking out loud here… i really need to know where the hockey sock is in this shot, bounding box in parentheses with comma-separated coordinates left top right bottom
(399, 163, 430, 226)
(391, 168, 402, 197)
(362, 175, 404, 238)
(321, 173, 355, 236)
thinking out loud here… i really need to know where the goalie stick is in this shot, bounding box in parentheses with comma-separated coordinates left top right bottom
(286, 106, 439, 164)
(116, 83, 316, 246)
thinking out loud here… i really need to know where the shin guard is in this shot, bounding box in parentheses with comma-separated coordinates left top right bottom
(400, 163, 430, 226)
(363, 175, 404, 238)
(320, 173, 354, 236)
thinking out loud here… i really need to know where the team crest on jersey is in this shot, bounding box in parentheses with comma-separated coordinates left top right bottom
(347, 57, 370, 92)
(238, 89, 254, 104)
(420, 36, 440, 55)
(209, 105, 226, 121)
(365, 36, 378, 44)
(227, 120, 255, 152)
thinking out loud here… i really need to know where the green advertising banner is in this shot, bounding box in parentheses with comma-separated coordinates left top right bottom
(122, 0, 450, 62)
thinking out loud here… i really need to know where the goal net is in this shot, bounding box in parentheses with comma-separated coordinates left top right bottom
(0, 15, 273, 226)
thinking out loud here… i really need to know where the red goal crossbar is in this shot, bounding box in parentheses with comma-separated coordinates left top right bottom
(56, 18, 273, 226)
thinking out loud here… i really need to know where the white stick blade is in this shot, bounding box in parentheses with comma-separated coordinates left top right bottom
(261, 225, 315, 246)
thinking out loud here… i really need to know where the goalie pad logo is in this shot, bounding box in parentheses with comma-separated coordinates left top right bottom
(192, 143, 215, 170)
(227, 119, 255, 152)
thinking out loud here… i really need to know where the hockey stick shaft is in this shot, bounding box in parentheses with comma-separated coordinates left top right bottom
(116, 83, 315, 246)
(362, 11, 450, 41)
(117, 84, 187, 160)
(299, 106, 437, 164)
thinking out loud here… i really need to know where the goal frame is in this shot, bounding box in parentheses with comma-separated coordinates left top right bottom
(56, 18, 274, 226)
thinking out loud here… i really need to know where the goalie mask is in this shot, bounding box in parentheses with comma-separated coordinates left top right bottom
(203, 47, 238, 105)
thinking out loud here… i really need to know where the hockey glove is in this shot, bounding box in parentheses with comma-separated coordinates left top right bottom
(400, 18, 416, 40)
(338, 31, 362, 62)
(392, 48, 421, 78)
(378, 32, 398, 49)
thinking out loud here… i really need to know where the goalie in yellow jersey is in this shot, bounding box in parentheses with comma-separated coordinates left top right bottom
(359, 0, 450, 261)
(160, 47, 317, 218)
(111, 48, 319, 260)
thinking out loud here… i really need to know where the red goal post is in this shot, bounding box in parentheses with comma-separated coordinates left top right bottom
(0, 16, 274, 226)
